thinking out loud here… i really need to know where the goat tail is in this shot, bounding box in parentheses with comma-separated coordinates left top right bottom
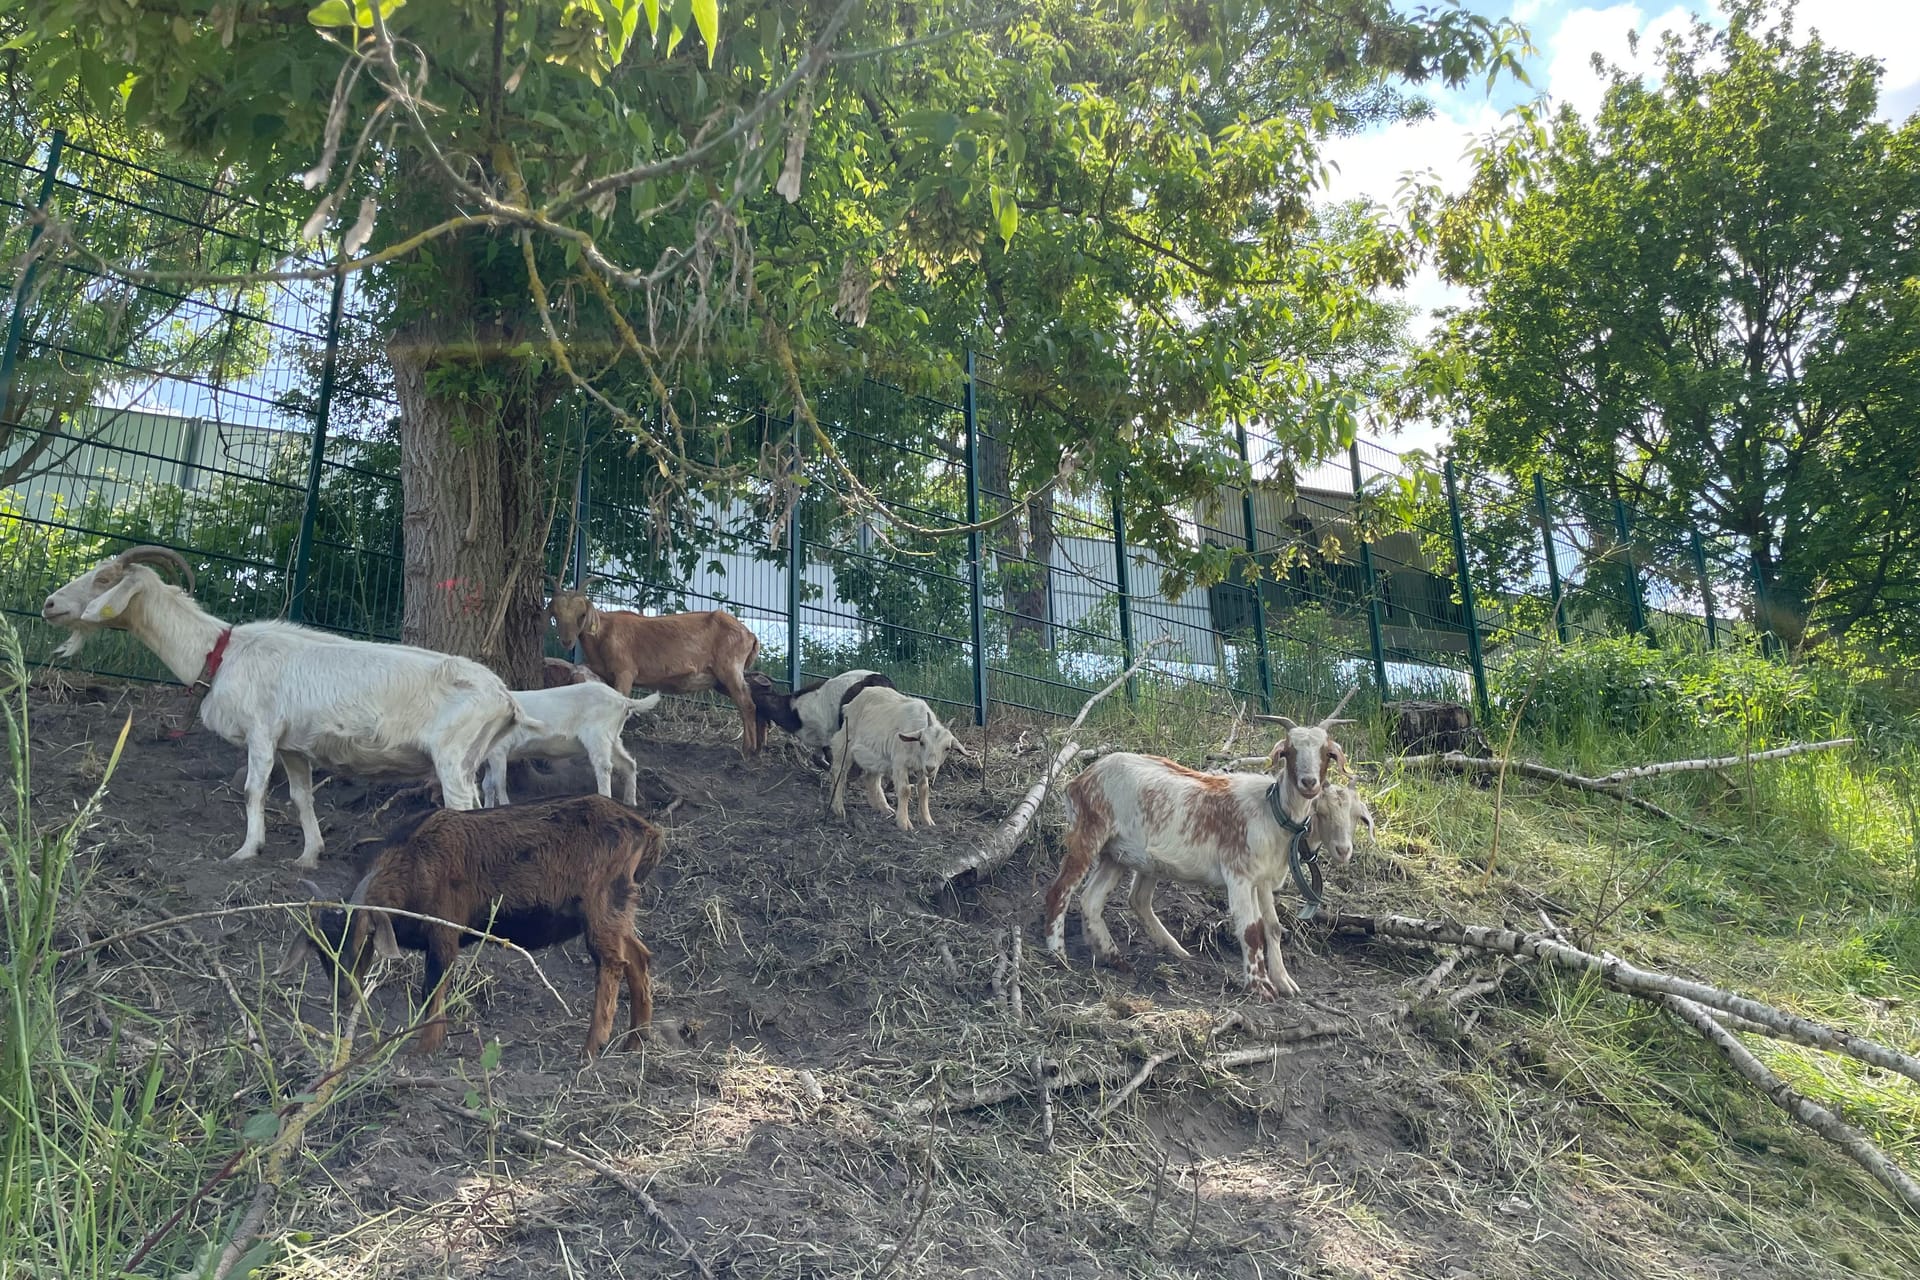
(626, 692, 663, 716)
(465, 692, 540, 783)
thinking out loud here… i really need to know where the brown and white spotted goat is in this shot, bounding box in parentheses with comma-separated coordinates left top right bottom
(1041, 689, 1357, 999)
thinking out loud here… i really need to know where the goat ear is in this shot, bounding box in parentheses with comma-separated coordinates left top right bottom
(1360, 804, 1376, 837)
(1327, 739, 1348, 770)
(79, 571, 142, 625)
(1267, 740, 1291, 767)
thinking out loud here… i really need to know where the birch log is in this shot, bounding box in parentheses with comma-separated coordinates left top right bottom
(1591, 739, 1854, 785)
(1330, 914, 1920, 1087)
(1395, 752, 1725, 839)
(1661, 994, 1920, 1217)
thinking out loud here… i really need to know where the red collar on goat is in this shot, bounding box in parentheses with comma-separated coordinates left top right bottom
(191, 626, 234, 693)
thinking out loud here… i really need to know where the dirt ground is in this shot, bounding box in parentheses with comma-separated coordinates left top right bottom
(25, 677, 1898, 1279)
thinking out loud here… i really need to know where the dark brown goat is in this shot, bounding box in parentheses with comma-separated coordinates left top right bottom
(279, 794, 663, 1059)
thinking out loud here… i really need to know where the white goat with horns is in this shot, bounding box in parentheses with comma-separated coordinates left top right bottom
(41, 545, 539, 869)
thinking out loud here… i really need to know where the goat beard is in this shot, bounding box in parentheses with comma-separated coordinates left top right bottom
(54, 627, 93, 659)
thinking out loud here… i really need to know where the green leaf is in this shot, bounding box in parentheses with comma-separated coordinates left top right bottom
(76, 53, 114, 110)
(306, 0, 353, 25)
(627, 111, 653, 147)
(480, 1040, 503, 1071)
(902, 110, 961, 146)
(995, 191, 1019, 245)
(242, 1111, 280, 1143)
(643, 0, 660, 41)
(691, 0, 718, 66)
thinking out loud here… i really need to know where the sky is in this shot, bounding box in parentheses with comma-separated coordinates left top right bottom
(1320, 0, 1920, 454)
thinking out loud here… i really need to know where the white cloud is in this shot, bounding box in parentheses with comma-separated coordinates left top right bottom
(1798, 0, 1920, 96)
(1544, 4, 1696, 122)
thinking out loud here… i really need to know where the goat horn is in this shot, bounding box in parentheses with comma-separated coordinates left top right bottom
(114, 545, 194, 592)
(1317, 685, 1358, 729)
(1253, 713, 1298, 730)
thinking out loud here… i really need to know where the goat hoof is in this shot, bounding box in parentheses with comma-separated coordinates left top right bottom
(226, 848, 260, 863)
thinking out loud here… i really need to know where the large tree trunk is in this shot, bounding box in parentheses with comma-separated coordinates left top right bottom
(979, 420, 1053, 651)
(388, 290, 551, 688)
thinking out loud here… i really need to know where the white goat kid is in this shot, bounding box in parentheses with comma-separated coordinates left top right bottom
(827, 686, 975, 831)
(479, 683, 662, 807)
(41, 546, 534, 869)
(1041, 689, 1356, 1000)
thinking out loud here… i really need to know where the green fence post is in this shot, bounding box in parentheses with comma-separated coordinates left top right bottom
(1348, 443, 1391, 700)
(1443, 457, 1491, 721)
(0, 128, 66, 434)
(1612, 498, 1648, 638)
(786, 411, 804, 691)
(1235, 424, 1274, 714)
(962, 350, 988, 725)
(1690, 527, 1717, 650)
(1110, 476, 1137, 706)
(289, 268, 347, 623)
(1533, 473, 1569, 643)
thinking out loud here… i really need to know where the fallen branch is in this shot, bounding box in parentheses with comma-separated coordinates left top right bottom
(1094, 1051, 1177, 1120)
(940, 639, 1172, 887)
(1395, 752, 1727, 840)
(939, 738, 1084, 888)
(430, 1095, 716, 1280)
(1331, 914, 1920, 1087)
(57, 900, 573, 1016)
(210, 1003, 367, 1280)
(1593, 739, 1854, 786)
(1661, 994, 1920, 1217)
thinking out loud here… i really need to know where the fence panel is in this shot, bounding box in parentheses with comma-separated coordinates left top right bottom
(2, 140, 1797, 723)
(0, 133, 401, 680)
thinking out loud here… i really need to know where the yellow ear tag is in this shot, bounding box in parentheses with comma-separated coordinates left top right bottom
(97, 604, 117, 620)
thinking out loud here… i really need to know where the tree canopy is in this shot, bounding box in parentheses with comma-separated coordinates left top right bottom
(5, 0, 1526, 678)
(1418, 0, 1920, 653)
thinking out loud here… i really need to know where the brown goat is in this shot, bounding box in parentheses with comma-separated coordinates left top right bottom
(279, 794, 663, 1059)
(546, 585, 764, 757)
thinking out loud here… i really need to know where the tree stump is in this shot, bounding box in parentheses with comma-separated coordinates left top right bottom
(1386, 700, 1483, 755)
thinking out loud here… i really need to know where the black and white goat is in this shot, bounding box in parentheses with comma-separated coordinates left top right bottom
(746, 668, 895, 763)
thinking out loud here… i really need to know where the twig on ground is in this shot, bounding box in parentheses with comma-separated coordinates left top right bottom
(430, 1095, 717, 1279)
(209, 1003, 367, 1280)
(1095, 1051, 1177, 1120)
(1008, 926, 1024, 1025)
(1407, 952, 1463, 1004)
(1035, 1053, 1056, 1154)
(1593, 739, 1853, 785)
(1143, 1146, 1170, 1241)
